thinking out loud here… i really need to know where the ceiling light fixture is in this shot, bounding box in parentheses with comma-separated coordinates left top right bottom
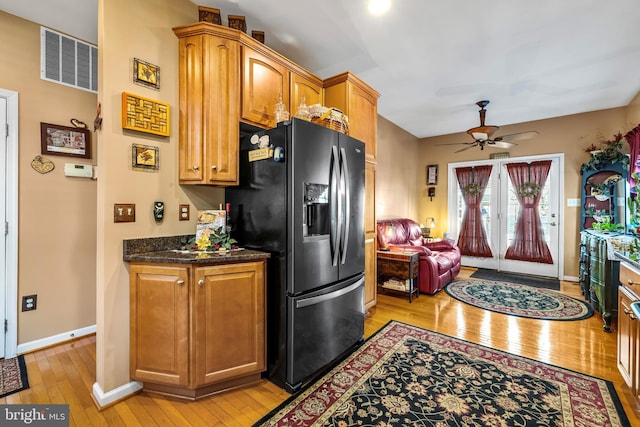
(368, 0, 391, 15)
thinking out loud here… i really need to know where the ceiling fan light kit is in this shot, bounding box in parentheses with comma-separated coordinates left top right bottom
(439, 100, 539, 152)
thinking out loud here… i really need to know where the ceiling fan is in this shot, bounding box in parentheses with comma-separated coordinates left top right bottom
(440, 100, 539, 153)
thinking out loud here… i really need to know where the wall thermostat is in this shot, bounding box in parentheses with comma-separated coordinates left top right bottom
(64, 163, 93, 178)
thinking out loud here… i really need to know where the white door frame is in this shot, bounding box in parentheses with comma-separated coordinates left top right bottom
(447, 153, 565, 279)
(1, 88, 19, 358)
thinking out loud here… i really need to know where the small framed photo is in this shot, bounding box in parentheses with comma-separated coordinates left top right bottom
(132, 143, 159, 171)
(426, 164, 438, 185)
(40, 122, 91, 159)
(133, 58, 160, 90)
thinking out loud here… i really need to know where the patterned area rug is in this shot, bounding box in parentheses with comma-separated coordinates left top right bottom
(254, 321, 629, 426)
(0, 355, 29, 398)
(470, 268, 560, 290)
(445, 279, 593, 321)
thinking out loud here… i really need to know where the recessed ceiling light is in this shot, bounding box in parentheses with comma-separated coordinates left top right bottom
(368, 0, 391, 15)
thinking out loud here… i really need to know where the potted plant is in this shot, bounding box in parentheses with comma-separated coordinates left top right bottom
(581, 132, 629, 173)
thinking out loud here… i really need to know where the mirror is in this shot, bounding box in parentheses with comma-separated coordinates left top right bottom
(581, 168, 627, 232)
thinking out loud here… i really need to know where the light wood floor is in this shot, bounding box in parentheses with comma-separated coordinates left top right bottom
(3, 268, 640, 426)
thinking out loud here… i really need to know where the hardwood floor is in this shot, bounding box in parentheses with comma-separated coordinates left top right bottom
(3, 268, 640, 426)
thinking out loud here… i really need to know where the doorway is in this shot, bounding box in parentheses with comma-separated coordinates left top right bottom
(447, 154, 564, 278)
(1, 88, 19, 359)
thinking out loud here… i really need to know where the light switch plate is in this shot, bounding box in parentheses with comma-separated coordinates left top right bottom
(567, 198, 580, 207)
(179, 204, 190, 221)
(114, 204, 136, 222)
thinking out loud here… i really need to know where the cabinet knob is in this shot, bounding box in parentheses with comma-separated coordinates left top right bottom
(628, 280, 638, 286)
(211, 165, 217, 170)
(550, 222, 557, 226)
(198, 279, 205, 286)
(192, 165, 199, 171)
(176, 279, 185, 286)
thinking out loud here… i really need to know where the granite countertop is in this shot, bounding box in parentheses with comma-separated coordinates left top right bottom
(615, 251, 640, 271)
(123, 235, 270, 265)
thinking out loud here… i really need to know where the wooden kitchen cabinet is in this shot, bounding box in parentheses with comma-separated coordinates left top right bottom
(364, 162, 377, 310)
(618, 261, 640, 403)
(174, 27, 240, 185)
(129, 260, 266, 400)
(290, 71, 323, 113)
(130, 264, 190, 387)
(241, 45, 290, 129)
(323, 72, 380, 163)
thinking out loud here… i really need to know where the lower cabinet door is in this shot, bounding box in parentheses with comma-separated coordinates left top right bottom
(130, 264, 190, 386)
(193, 261, 266, 387)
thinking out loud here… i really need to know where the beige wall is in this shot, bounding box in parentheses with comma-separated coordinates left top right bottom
(417, 108, 629, 278)
(626, 91, 640, 129)
(0, 11, 98, 344)
(375, 116, 420, 221)
(96, 0, 224, 393)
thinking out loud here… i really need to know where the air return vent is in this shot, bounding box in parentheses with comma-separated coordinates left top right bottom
(40, 27, 97, 93)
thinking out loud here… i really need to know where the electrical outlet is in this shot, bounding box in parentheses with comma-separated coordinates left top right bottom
(22, 295, 37, 312)
(179, 204, 190, 221)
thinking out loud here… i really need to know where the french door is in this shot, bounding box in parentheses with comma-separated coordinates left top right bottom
(0, 96, 6, 358)
(448, 154, 563, 278)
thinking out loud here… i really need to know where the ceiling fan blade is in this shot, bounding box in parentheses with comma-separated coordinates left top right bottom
(487, 141, 516, 149)
(455, 145, 476, 153)
(493, 131, 539, 143)
(435, 141, 476, 147)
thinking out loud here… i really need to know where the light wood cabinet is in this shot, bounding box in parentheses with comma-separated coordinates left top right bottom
(323, 72, 379, 163)
(290, 72, 323, 114)
(129, 260, 266, 400)
(618, 261, 640, 404)
(174, 27, 240, 185)
(241, 46, 290, 129)
(364, 162, 377, 309)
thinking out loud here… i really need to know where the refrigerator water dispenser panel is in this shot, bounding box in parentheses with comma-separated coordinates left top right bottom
(303, 183, 329, 237)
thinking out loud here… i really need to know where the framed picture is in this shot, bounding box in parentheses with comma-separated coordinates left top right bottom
(426, 164, 438, 185)
(132, 143, 159, 171)
(122, 92, 170, 136)
(133, 58, 160, 89)
(40, 122, 91, 159)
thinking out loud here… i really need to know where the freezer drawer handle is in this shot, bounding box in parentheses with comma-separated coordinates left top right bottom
(295, 277, 364, 309)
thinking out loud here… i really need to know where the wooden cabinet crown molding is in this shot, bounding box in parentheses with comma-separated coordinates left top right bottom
(173, 22, 321, 86)
(323, 71, 381, 100)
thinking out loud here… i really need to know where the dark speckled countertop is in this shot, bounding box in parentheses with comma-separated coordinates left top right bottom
(123, 235, 270, 265)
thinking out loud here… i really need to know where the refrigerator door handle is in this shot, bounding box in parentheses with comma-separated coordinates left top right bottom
(330, 146, 340, 266)
(339, 147, 350, 265)
(295, 277, 364, 308)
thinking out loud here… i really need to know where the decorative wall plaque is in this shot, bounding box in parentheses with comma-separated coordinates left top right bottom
(121, 92, 169, 136)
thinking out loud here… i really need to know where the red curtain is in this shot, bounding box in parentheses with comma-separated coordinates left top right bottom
(504, 160, 553, 264)
(455, 165, 493, 257)
(626, 125, 640, 192)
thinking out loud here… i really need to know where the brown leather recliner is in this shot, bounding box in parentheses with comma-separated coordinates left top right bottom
(376, 218, 461, 295)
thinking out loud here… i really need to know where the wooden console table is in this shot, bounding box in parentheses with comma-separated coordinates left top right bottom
(377, 250, 420, 302)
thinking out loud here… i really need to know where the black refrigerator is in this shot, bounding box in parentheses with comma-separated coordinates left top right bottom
(226, 118, 365, 393)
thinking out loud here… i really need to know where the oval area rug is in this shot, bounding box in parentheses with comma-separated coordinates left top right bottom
(445, 279, 593, 320)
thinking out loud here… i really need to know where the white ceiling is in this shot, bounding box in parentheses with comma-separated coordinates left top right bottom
(2, 0, 640, 138)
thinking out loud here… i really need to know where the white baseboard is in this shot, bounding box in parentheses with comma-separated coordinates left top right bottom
(16, 324, 96, 354)
(92, 381, 142, 409)
(563, 275, 579, 283)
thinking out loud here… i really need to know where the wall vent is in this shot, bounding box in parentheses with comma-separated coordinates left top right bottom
(40, 27, 97, 93)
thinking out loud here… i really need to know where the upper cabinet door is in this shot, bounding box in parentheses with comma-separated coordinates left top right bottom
(176, 30, 240, 185)
(323, 72, 379, 163)
(290, 72, 322, 114)
(241, 46, 290, 129)
(203, 35, 240, 185)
